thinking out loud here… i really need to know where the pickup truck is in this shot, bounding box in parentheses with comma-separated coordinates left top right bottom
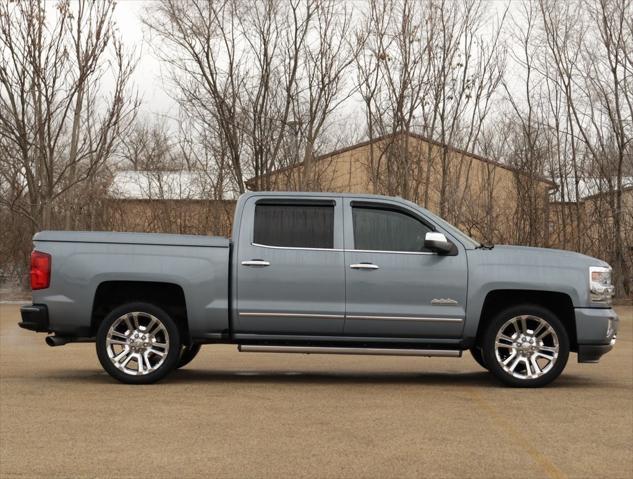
(19, 192, 618, 386)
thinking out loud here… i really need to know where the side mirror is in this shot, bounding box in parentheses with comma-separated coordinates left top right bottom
(424, 232, 453, 255)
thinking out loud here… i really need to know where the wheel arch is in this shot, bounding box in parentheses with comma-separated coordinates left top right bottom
(475, 290, 577, 351)
(91, 281, 191, 345)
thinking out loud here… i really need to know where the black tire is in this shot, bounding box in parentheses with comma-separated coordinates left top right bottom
(482, 304, 569, 388)
(470, 347, 488, 370)
(177, 344, 202, 369)
(96, 302, 181, 384)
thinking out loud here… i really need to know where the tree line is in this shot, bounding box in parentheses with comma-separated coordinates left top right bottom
(1, 0, 631, 294)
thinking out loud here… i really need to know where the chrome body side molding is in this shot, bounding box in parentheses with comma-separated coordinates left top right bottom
(345, 315, 463, 323)
(239, 312, 345, 319)
(239, 312, 463, 323)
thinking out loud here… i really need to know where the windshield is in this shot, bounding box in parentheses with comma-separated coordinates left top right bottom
(422, 208, 482, 249)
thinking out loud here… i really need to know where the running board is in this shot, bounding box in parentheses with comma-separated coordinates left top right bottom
(237, 345, 461, 357)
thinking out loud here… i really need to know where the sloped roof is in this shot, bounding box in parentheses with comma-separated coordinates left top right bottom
(551, 177, 633, 203)
(246, 131, 557, 188)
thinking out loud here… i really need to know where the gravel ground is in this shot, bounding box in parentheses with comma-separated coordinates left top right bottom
(1, 304, 631, 479)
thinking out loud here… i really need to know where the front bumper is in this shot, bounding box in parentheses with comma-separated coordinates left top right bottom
(575, 307, 618, 363)
(18, 304, 50, 332)
(578, 341, 616, 363)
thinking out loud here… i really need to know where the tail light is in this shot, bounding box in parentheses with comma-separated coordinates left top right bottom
(30, 251, 51, 290)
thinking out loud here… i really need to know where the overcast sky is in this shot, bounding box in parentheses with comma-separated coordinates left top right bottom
(112, 0, 178, 122)
(109, 0, 513, 133)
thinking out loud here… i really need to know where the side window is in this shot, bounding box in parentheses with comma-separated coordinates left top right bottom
(352, 206, 432, 252)
(254, 203, 335, 249)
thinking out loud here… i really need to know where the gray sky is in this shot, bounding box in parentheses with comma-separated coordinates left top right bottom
(113, 0, 178, 122)
(108, 0, 516, 136)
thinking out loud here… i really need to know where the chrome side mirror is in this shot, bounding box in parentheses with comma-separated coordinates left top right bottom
(424, 232, 453, 254)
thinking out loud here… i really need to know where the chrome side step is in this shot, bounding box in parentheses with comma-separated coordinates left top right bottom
(237, 345, 461, 357)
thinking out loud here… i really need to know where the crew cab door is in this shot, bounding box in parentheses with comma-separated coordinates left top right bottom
(342, 199, 467, 339)
(234, 195, 345, 335)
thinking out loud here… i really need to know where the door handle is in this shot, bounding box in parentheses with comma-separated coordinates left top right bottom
(241, 260, 270, 267)
(350, 263, 379, 270)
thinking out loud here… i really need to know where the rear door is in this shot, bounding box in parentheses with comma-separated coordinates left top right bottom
(343, 198, 467, 339)
(235, 195, 346, 335)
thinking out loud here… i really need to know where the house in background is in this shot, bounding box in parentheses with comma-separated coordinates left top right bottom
(247, 132, 557, 246)
(106, 137, 630, 283)
(106, 170, 235, 237)
(549, 177, 633, 290)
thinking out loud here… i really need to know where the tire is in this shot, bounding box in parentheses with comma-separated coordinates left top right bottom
(177, 344, 201, 369)
(96, 302, 181, 384)
(482, 304, 569, 388)
(470, 347, 488, 370)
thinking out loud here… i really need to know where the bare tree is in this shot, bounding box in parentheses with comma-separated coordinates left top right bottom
(499, 1, 552, 246)
(291, 0, 361, 190)
(0, 0, 138, 232)
(539, 0, 632, 294)
(356, 0, 507, 225)
(145, 0, 359, 195)
(356, 0, 429, 198)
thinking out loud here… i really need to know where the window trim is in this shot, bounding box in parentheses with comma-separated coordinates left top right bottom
(350, 203, 436, 254)
(251, 242, 436, 255)
(252, 242, 344, 253)
(350, 248, 437, 256)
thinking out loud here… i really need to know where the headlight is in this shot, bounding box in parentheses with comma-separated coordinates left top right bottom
(589, 266, 614, 303)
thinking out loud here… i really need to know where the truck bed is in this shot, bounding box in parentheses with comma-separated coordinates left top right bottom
(31, 231, 231, 340)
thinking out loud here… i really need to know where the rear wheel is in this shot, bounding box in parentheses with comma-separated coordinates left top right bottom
(177, 344, 201, 369)
(96, 302, 181, 384)
(482, 304, 569, 387)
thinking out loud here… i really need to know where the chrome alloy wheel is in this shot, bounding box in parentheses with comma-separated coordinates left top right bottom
(494, 315, 559, 380)
(105, 312, 170, 376)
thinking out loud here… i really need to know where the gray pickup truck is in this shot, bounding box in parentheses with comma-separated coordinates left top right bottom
(19, 192, 618, 386)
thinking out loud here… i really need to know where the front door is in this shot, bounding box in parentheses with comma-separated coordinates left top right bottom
(343, 199, 467, 339)
(235, 195, 346, 336)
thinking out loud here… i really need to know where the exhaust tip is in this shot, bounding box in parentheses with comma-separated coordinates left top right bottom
(45, 336, 69, 347)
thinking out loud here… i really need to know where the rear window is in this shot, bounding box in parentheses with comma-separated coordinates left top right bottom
(254, 203, 335, 249)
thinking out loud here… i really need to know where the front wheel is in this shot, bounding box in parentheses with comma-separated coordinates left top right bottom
(482, 305, 569, 388)
(96, 302, 181, 384)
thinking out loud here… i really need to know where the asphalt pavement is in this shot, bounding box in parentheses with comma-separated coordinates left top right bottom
(1, 303, 631, 478)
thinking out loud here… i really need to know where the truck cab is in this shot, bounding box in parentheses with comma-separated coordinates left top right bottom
(232, 193, 467, 341)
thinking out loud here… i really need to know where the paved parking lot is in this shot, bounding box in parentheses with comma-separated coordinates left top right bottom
(0, 303, 631, 478)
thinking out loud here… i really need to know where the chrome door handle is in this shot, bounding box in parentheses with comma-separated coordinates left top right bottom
(350, 263, 379, 270)
(241, 260, 270, 267)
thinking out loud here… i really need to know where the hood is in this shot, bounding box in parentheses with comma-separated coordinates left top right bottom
(469, 245, 609, 269)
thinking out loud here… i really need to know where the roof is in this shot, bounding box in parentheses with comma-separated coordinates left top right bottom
(551, 177, 633, 203)
(108, 170, 237, 200)
(240, 190, 414, 201)
(237, 190, 445, 223)
(246, 131, 557, 188)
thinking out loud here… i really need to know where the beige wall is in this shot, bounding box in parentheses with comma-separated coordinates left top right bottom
(584, 189, 632, 290)
(548, 201, 584, 251)
(548, 188, 632, 293)
(258, 134, 553, 245)
(106, 199, 235, 237)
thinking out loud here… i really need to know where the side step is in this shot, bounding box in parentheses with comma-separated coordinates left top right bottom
(238, 345, 461, 357)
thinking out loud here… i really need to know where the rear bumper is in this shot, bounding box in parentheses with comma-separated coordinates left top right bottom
(575, 307, 618, 363)
(18, 304, 50, 333)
